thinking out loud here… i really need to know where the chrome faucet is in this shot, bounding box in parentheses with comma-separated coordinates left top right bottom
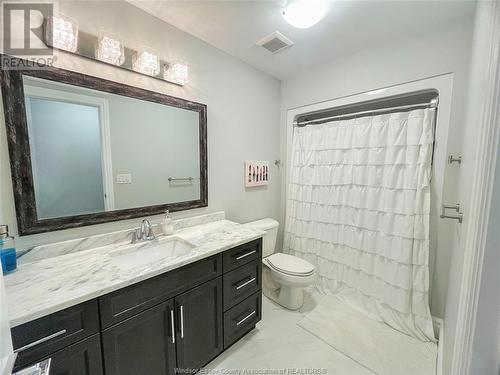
(131, 219, 156, 243)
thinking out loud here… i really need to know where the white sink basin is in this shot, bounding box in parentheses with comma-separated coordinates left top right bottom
(109, 237, 195, 270)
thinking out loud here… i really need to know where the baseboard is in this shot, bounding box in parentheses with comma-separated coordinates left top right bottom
(432, 316, 444, 375)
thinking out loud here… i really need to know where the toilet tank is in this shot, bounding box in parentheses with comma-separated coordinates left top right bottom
(243, 218, 279, 258)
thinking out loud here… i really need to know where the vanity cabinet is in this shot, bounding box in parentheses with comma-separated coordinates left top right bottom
(11, 238, 262, 375)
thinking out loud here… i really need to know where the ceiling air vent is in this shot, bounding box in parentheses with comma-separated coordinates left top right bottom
(256, 31, 293, 54)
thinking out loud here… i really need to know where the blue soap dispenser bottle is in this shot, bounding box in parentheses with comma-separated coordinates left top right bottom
(0, 225, 17, 274)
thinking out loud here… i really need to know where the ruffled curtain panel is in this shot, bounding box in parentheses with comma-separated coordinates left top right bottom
(284, 108, 436, 342)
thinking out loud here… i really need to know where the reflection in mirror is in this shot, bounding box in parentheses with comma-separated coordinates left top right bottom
(23, 76, 201, 220)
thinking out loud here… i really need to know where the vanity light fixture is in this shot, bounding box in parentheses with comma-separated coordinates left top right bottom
(164, 62, 189, 86)
(43, 16, 187, 86)
(45, 15, 78, 53)
(132, 50, 160, 76)
(96, 36, 125, 66)
(282, 0, 328, 29)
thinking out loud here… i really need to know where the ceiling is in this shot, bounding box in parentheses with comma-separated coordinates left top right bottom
(128, 0, 476, 79)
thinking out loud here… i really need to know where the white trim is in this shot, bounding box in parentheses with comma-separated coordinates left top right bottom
(451, 2, 500, 373)
(98, 99, 115, 211)
(432, 316, 445, 375)
(23, 79, 115, 211)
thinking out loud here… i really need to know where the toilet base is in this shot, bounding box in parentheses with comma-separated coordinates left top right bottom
(277, 285, 304, 310)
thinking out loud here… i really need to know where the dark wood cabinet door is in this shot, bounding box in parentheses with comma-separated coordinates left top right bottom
(22, 334, 103, 375)
(102, 300, 177, 375)
(175, 277, 223, 371)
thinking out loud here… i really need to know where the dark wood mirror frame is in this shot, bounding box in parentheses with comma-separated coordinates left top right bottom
(0, 59, 208, 235)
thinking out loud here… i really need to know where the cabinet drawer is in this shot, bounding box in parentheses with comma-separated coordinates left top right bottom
(12, 300, 100, 369)
(223, 291, 261, 349)
(99, 254, 222, 328)
(223, 239, 262, 272)
(223, 260, 261, 311)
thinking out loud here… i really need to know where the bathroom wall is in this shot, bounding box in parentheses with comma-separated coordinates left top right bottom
(0, 0, 281, 250)
(279, 15, 475, 322)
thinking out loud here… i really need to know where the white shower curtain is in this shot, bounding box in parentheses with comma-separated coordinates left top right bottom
(284, 107, 436, 342)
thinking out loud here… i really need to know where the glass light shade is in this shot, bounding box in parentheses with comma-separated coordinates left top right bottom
(96, 36, 124, 66)
(282, 0, 328, 29)
(46, 16, 78, 52)
(132, 50, 160, 76)
(164, 62, 188, 85)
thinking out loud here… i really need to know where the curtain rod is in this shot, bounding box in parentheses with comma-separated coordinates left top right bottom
(294, 98, 439, 127)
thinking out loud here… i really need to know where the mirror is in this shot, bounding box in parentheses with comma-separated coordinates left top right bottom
(1, 62, 207, 235)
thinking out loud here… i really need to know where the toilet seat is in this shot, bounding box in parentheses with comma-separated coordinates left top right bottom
(265, 253, 315, 277)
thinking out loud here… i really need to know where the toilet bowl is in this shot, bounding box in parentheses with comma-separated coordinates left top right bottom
(243, 218, 315, 310)
(264, 252, 316, 309)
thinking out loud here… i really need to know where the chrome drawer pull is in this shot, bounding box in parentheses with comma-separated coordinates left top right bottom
(235, 277, 256, 290)
(170, 310, 176, 344)
(235, 250, 256, 261)
(14, 329, 67, 353)
(236, 311, 256, 326)
(180, 305, 184, 339)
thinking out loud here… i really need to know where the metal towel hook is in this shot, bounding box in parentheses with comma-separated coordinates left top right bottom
(448, 155, 462, 165)
(440, 203, 463, 223)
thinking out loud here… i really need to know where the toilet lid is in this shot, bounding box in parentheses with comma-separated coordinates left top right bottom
(266, 253, 315, 277)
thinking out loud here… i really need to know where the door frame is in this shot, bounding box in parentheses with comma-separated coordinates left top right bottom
(23, 78, 115, 211)
(450, 1, 500, 373)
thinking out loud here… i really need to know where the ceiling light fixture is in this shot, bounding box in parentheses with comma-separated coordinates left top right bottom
(282, 0, 328, 29)
(96, 35, 125, 66)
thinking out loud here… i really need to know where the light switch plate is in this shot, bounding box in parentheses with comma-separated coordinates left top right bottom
(116, 173, 132, 184)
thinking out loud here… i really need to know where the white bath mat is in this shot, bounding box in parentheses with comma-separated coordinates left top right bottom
(297, 295, 437, 375)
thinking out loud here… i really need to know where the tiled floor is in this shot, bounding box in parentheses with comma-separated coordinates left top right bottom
(206, 290, 374, 375)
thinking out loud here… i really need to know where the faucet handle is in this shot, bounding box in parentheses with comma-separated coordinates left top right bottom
(131, 228, 141, 243)
(144, 226, 156, 241)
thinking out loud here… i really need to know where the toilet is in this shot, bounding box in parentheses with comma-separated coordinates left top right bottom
(243, 218, 315, 310)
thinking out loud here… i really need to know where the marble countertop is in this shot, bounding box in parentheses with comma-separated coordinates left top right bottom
(4, 219, 264, 327)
